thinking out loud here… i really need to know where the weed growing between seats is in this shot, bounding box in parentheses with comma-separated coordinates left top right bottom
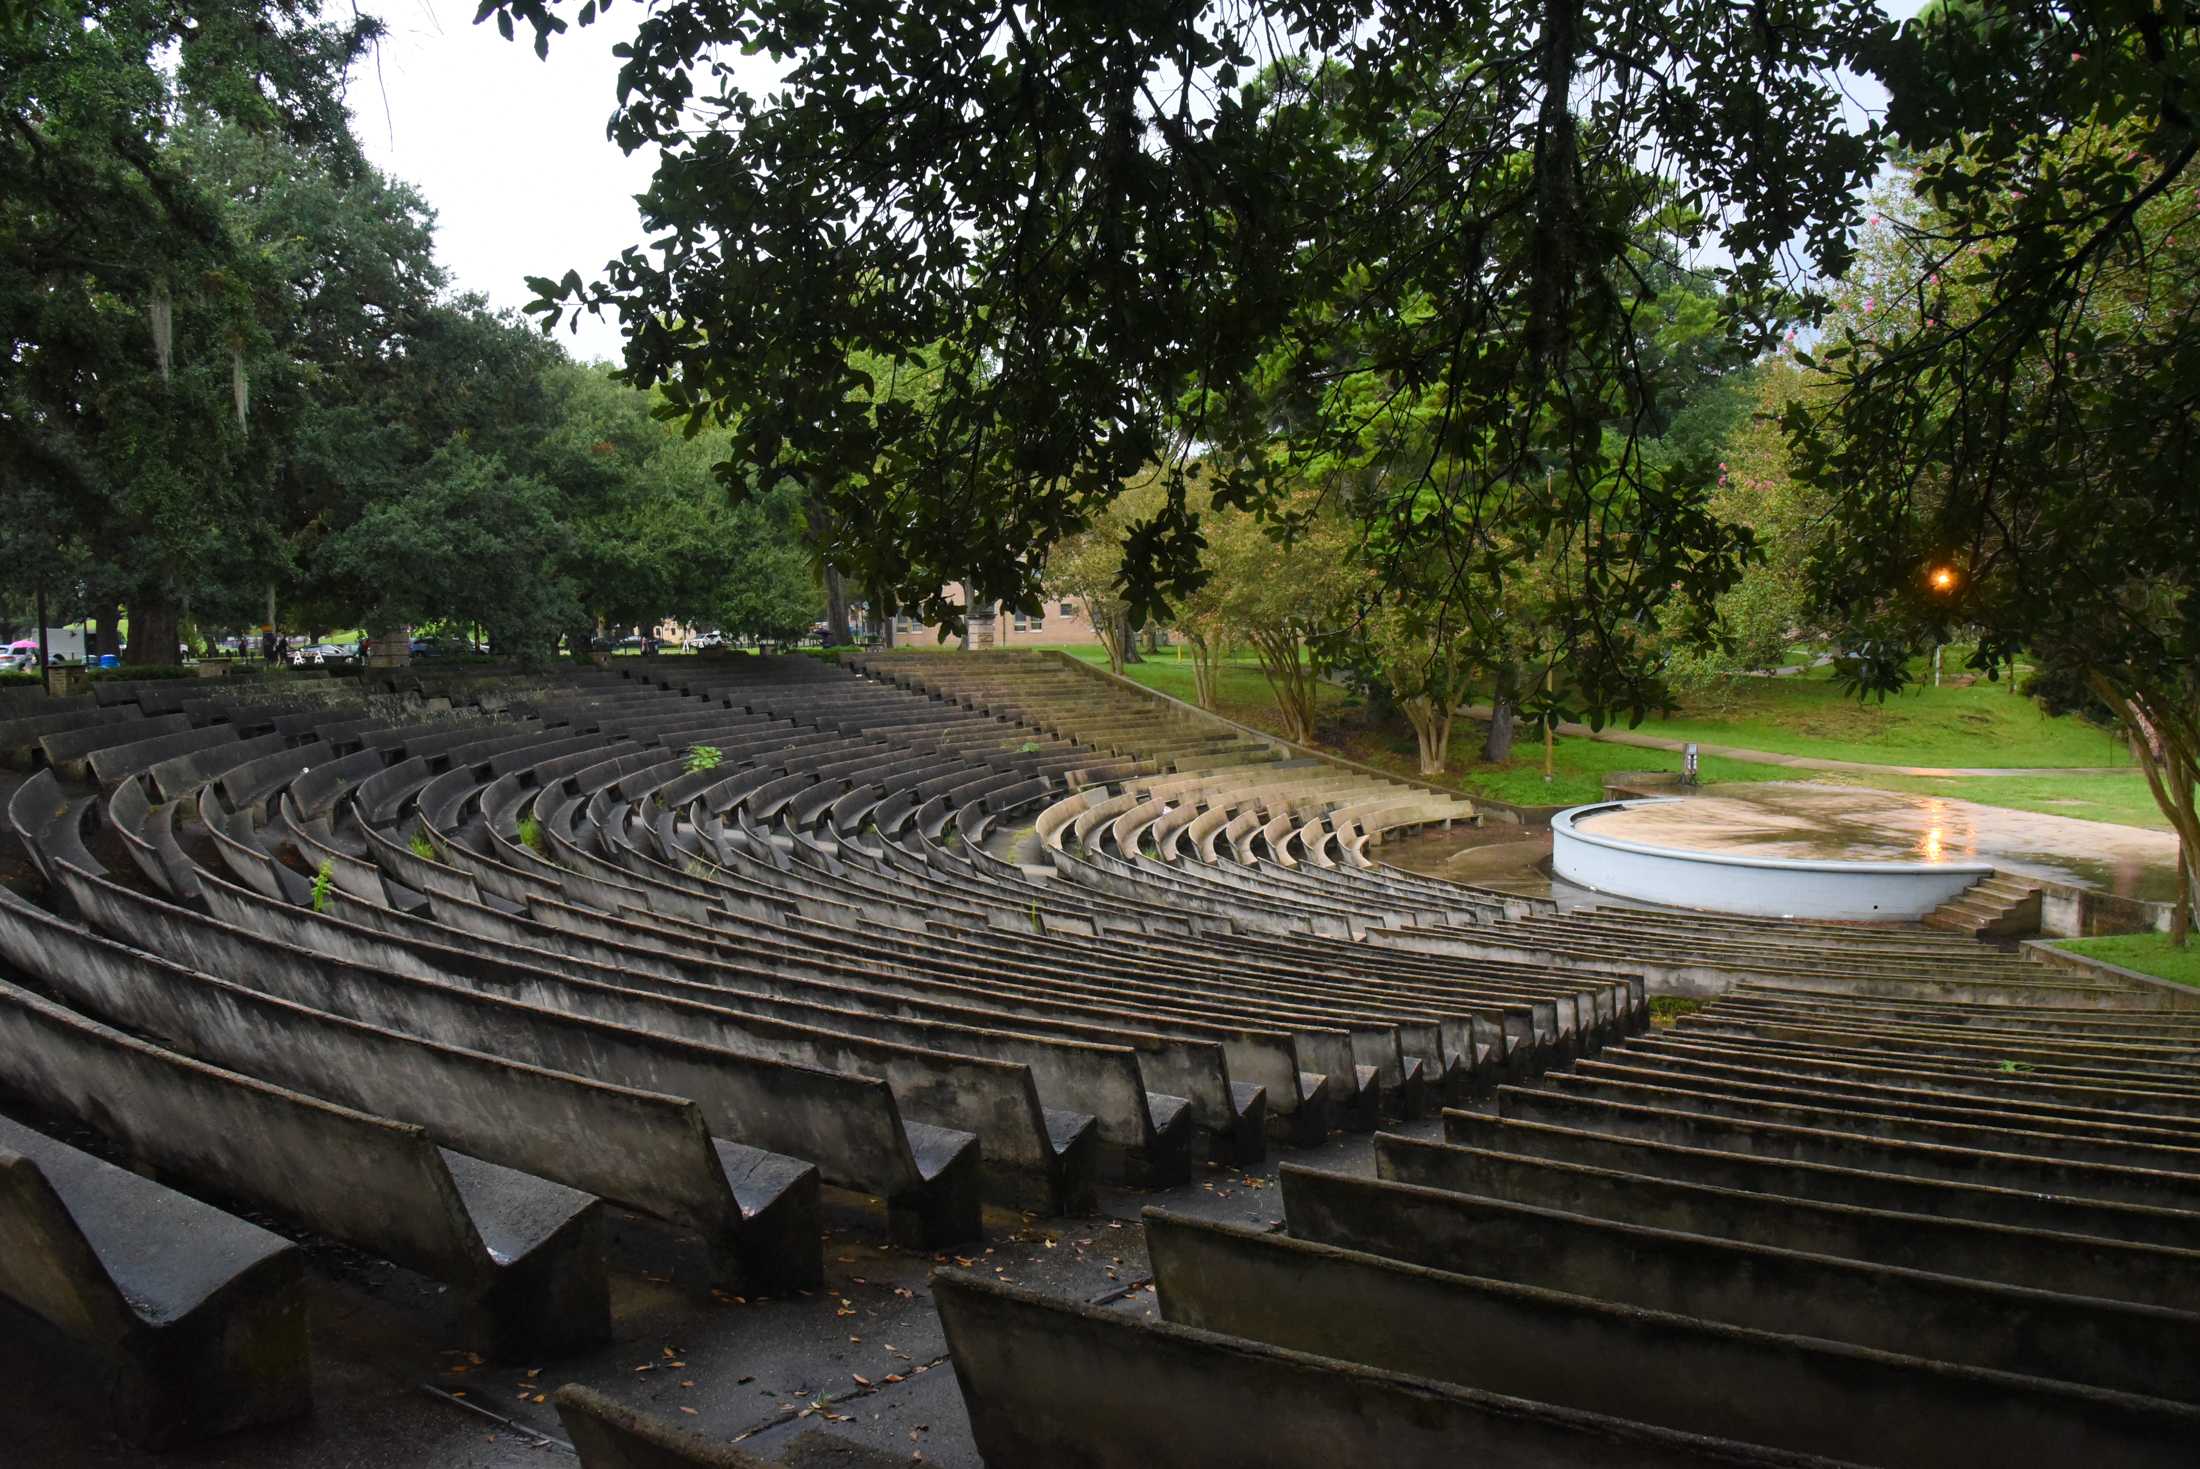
(517, 816, 545, 854)
(1647, 997, 1710, 1028)
(309, 861, 334, 913)
(408, 828, 438, 862)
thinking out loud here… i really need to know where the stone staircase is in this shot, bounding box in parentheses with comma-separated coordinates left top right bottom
(1922, 873, 2043, 939)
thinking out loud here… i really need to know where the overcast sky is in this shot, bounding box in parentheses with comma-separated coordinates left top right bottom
(355, 1, 1929, 368)
(355, 0, 782, 364)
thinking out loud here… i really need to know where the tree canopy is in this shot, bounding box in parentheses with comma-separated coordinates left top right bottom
(492, 0, 1894, 718)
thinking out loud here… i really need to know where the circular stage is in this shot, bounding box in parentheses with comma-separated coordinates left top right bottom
(1551, 796, 1994, 921)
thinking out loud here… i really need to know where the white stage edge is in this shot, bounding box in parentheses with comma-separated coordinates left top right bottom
(1551, 799, 1992, 921)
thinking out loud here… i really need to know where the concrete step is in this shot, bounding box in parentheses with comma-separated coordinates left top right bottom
(1923, 874, 2044, 940)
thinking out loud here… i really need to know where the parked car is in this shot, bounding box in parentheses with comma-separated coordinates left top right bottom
(409, 636, 473, 658)
(689, 630, 725, 651)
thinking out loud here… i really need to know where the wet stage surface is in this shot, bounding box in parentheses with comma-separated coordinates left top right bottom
(1579, 782, 2182, 903)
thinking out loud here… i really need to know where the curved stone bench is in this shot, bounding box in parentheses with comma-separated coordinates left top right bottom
(933, 1270, 1838, 1469)
(0, 704, 139, 766)
(0, 958, 607, 1360)
(0, 1114, 309, 1448)
(189, 867, 985, 1249)
(1280, 1163, 2200, 1403)
(86, 723, 239, 789)
(8, 767, 104, 888)
(45, 863, 825, 1293)
(1144, 1209, 2199, 1469)
(39, 711, 191, 779)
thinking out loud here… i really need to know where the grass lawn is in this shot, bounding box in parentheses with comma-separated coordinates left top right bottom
(1805, 769, 2171, 831)
(1634, 665, 2129, 770)
(2051, 932, 2200, 989)
(1038, 643, 2171, 827)
(1055, 645, 1799, 807)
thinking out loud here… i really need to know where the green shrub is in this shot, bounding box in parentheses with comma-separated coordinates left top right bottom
(408, 828, 439, 862)
(684, 743, 723, 773)
(90, 665, 197, 681)
(309, 860, 336, 913)
(516, 815, 545, 854)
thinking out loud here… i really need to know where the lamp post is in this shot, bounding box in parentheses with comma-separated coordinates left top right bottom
(1928, 566, 1958, 687)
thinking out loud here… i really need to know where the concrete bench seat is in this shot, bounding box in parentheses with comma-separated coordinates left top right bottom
(38, 711, 191, 777)
(184, 867, 986, 1248)
(289, 746, 393, 821)
(92, 679, 195, 714)
(217, 738, 331, 820)
(1570, 1040, 2200, 1133)
(41, 865, 825, 1292)
(275, 855, 1101, 1213)
(1494, 1083, 2200, 1216)
(1641, 1025, 2200, 1111)
(1143, 1208, 2199, 1469)
(0, 966, 607, 1361)
(0, 1113, 309, 1447)
(8, 768, 106, 888)
(1542, 1068, 2200, 1179)
(1442, 1108, 2200, 1252)
(0, 704, 141, 766)
(506, 885, 1270, 1164)
(1279, 1163, 2200, 1404)
(1676, 1009, 2200, 1083)
(143, 730, 288, 804)
(1380, 1128, 2200, 1310)
(106, 775, 206, 899)
(932, 1270, 1853, 1469)
(411, 878, 1191, 1187)
(85, 724, 239, 788)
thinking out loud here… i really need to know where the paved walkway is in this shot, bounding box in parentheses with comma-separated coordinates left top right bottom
(1456, 706, 2133, 780)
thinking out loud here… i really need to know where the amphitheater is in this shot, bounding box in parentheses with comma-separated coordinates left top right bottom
(1, 650, 2195, 1467)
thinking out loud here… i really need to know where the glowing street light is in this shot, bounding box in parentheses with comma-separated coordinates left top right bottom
(1929, 565, 1958, 593)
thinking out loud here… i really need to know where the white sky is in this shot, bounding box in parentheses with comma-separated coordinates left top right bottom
(354, 0, 784, 364)
(354, 1, 1930, 367)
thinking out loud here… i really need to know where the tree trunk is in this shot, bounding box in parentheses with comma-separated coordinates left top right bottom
(1186, 633, 1219, 710)
(1098, 618, 1128, 676)
(2174, 843, 2191, 947)
(128, 588, 183, 666)
(1407, 700, 1454, 775)
(824, 565, 850, 645)
(2089, 673, 2200, 948)
(1483, 698, 1517, 763)
(1118, 612, 1144, 664)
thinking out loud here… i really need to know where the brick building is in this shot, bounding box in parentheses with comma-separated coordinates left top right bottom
(884, 586, 1110, 648)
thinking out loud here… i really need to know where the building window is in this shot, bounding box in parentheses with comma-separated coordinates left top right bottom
(1058, 600, 1077, 618)
(1013, 613, 1030, 632)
